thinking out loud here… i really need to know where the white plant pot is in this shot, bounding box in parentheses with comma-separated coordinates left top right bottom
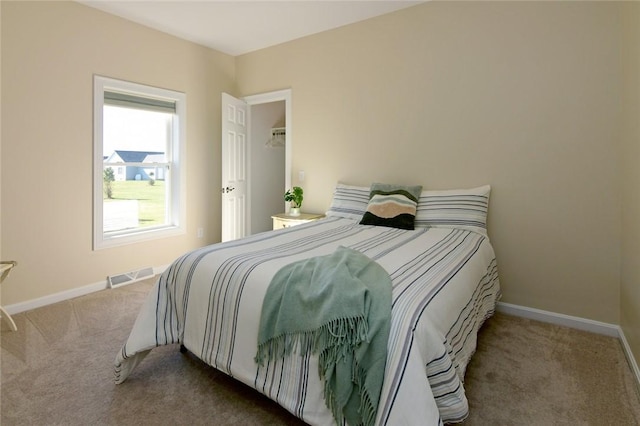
(289, 207, 301, 217)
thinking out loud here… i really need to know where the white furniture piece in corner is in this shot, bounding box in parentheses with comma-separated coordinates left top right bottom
(271, 213, 325, 230)
(0, 261, 18, 332)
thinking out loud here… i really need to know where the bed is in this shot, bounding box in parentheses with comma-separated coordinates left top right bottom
(115, 183, 500, 425)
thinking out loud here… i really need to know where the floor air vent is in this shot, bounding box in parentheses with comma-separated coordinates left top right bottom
(108, 267, 154, 289)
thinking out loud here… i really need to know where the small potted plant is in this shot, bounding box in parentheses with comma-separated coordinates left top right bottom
(284, 186, 303, 216)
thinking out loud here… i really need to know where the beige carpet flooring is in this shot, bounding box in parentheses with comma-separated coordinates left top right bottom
(1, 277, 639, 425)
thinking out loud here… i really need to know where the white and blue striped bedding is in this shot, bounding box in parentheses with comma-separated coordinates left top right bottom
(115, 217, 500, 425)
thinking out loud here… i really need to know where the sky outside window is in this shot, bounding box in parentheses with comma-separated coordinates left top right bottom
(103, 105, 171, 155)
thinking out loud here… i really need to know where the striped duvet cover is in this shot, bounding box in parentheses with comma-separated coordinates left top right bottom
(115, 217, 500, 425)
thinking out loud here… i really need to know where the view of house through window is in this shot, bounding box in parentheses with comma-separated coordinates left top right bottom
(103, 106, 171, 232)
(94, 76, 186, 249)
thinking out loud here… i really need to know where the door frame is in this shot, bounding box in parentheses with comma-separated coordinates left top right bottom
(244, 89, 292, 215)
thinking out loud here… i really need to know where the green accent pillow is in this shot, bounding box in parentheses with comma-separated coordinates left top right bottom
(359, 183, 423, 230)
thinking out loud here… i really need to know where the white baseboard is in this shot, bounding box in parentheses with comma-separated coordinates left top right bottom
(4, 264, 169, 315)
(496, 301, 619, 337)
(4, 280, 107, 315)
(496, 301, 640, 391)
(619, 325, 640, 394)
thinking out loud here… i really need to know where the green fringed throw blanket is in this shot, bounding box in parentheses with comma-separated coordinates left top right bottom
(255, 246, 392, 426)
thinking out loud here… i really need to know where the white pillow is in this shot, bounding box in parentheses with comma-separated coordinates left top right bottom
(325, 183, 370, 221)
(415, 185, 491, 237)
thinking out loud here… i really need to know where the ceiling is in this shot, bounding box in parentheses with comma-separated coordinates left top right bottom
(79, 1, 423, 56)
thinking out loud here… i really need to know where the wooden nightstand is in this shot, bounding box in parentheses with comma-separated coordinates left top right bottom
(272, 213, 325, 230)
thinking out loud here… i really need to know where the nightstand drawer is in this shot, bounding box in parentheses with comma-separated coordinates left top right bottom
(272, 213, 324, 230)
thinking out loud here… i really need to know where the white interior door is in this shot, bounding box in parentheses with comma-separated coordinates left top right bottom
(221, 93, 248, 242)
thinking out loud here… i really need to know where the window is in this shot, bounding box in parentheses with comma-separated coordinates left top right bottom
(93, 76, 186, 249)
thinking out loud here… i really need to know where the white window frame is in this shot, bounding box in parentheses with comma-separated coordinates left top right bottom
(93, 75, 186, 250)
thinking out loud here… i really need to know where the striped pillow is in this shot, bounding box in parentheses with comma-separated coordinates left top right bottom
(360, 183, 422, 230)
(325, 183, 370, 221)
(415, 185, 491, 236)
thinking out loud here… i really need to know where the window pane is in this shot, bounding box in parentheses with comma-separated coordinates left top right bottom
(102, 105, 171, 233)
(103, 166, 168, 232)
(103, 105, 170, 159)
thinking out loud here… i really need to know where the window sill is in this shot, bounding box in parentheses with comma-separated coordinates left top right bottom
(94, 225, 185, 250)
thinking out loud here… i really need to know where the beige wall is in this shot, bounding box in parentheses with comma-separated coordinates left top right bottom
(237, 2, 623, 324)
(0, 1, 234, 305)
(620, 2, 640, 368)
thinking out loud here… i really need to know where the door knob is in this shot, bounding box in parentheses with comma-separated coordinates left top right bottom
(221, 186, 236, 193)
